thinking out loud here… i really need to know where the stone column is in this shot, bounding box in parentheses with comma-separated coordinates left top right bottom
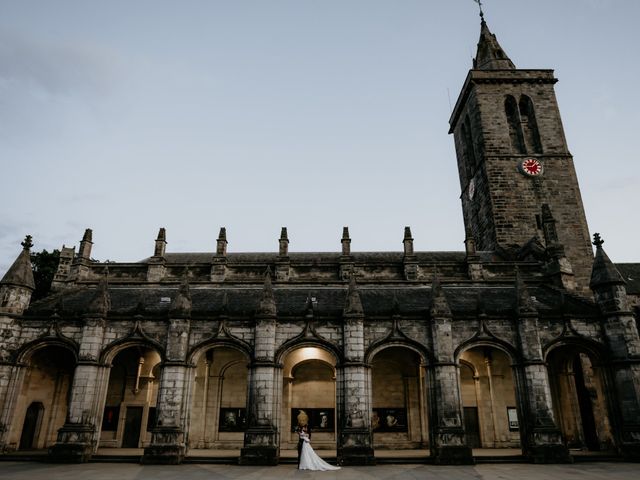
(240, 271, 280, 465)
(337, 276, 375, 465)
(50, 272, 110, 463)
(514, 270, 570, 463)
(142, 276, 192, 464)
(0, 363, 22, 451)
(590, 235, 640, 460)
(428, 276, 473, 464)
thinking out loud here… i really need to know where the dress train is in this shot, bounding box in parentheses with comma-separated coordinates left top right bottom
(298, 434, 341, 471)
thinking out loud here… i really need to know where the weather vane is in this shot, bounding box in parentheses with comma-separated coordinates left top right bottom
(473, 0, 485, 20)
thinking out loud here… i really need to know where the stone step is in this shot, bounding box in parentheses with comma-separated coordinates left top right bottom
(474, 455, 527, 464)
(91, 455, 142, 463)
(183, 456, 239, 464)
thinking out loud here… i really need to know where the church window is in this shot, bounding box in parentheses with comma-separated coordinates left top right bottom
(462, 115, 477, 179)
(519, 96, 542, 154)
(505, 95, 526, 154)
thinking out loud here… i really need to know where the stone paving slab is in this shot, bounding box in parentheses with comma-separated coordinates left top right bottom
(0, 461, 638, 480)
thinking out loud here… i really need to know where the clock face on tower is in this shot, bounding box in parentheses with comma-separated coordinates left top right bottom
(519, 158, 543, 177)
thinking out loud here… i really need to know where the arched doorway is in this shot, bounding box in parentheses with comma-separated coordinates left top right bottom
(10, 345, 75, 450)
(99, 346, 161, 449)
(281, 346, 337, 452)
(547, 346, 613, 451)
(458, 346, 521, 451)
(188, 346, 250, 450)
(19, 402, 44, 450)
(370, 346, 427, 450)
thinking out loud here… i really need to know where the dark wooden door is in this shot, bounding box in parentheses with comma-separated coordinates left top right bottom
(122, 406, 143, 448)
(19, 402, 44, 450)
(463, 406, 481, 448)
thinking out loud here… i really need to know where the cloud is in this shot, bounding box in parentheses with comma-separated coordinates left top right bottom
(0, 30, 116, 98)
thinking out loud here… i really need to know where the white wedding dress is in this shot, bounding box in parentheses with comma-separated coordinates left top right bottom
(298, 433, 341, 471)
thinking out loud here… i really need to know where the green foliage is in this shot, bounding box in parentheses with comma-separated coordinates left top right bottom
(30, 249, 60, 301)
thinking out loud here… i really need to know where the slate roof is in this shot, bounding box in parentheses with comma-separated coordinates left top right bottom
(25, 283, 597, 319)
(137, 251, 503, 265)
(616, 264, 640, 294)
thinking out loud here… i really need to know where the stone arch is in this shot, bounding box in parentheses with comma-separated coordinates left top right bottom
(368, 344, 429, 450)
(542, 336, 607, 365)
(456, 342, 523, 450)
(98, 341, 164, 449)
(454, 338, 520, 365)
(8, 343, 76, 450)
(100, 336, 165, 365)
(365, 339, 431, 366)
(276, 337, 343, 367)
(544, 338, 614, 451)
(187, 337, 252, 367)
(187, 343, 251, 451)
(14, 337, 79, 365)
(280, 342, 340, 452)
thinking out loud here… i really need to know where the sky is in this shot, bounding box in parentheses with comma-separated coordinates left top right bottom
(1, 0, 639, 273)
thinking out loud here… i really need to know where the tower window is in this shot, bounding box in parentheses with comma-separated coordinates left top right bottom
(505, 96, 526, 154)
(519, 96, 542, 154)
(462, 115, 477, 179)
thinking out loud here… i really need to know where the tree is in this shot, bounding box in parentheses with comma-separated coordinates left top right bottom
(30, 249, 60, 301)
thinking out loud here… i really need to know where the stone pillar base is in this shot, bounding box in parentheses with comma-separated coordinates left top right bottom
(619, 443, 640, 462)
(48, 424, 95, 463)
(48, 442, 93, 463)
(431, 445, 474, 465)
(239, 445, 279, 465)
(527, 444, 572, 464)
(337, 445, 375, 466)
(141, 426, 185, 464)
(141, 444, 185, 464)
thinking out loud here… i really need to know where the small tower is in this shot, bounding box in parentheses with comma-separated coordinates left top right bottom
(51, 245, 76, 291)
(449, 15, 592, 290)
(0, 236, 36, 314)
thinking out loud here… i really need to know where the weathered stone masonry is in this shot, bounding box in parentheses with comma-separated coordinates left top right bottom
(1, 18, 640, 466)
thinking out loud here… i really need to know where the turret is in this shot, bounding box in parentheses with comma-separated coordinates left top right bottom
(0, 235, 36, 314)
(590, 233, 628, 314)
(78, 228, 93, 261)
(154, 228, 167, 258)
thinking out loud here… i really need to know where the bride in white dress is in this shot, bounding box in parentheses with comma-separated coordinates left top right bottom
(298, 431, 341, 471)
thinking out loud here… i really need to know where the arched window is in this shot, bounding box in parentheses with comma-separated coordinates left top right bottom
(518, 96, 542, 154)
(462, 115, 477, 178)
(505, 95, 526, 154)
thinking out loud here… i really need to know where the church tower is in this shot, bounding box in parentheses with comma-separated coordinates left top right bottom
(449, 15, 593, 290)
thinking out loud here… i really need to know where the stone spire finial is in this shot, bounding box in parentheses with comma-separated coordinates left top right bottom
(403, 227, 414, 256)
(343, 274, 364, 316)
(257, 267, 277, 316)
(341, 227, 351, 256)
(464, 226, 476, 256)
(279, 227, 289, 256)
(216, 227, 228, 256)
(473, 17, 515, 70)
(590, 233, 625, 289)
(515, 267, 536, 314)
(170, 269, 192, 318)
(541, 204, 559, 245)
(79, 228, 93, 260)
(87, 267, 111, 316)
(0, 235, 36, 290)
(21, 235, 33, 250)
(154, 227, 167, 257)
(430, 271, 451, 317)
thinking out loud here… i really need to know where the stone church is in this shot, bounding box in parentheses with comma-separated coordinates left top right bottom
(1, 17, 639, 466)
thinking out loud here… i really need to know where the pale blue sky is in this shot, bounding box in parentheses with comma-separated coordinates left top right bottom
(1, 0, 639, 272)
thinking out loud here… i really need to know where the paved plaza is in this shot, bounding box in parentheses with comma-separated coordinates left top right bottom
(0, 462, 638, 480)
